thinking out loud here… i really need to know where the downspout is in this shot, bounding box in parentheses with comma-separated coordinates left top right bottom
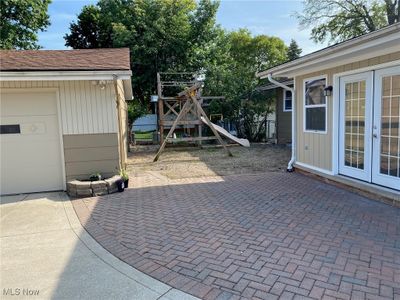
(112, 74, 126, 171)
(267, 73, 296, 172)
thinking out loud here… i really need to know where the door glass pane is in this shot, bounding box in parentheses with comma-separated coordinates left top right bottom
(379, 75, 400, 178)
(344, 80, 365, 169)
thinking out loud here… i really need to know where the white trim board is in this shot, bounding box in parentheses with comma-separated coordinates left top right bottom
(0, 70, 132, 81)
(55, 89, 67, 190)
(294, 162, 334, 176)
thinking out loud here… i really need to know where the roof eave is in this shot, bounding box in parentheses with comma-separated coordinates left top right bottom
(256, 23, 400, 79)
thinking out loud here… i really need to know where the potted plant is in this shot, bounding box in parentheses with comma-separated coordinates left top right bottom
(116, 178, 125, 192)
(119, 169, 129, 188)
(89, 172, 102, 181)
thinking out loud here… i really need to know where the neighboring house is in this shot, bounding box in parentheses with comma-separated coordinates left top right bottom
(258, 78, 293, 144)
(0, 49, 133, 195)
(257, 23, 400, 197)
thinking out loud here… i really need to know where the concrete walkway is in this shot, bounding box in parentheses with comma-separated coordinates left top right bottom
(0, 192, 199, 300)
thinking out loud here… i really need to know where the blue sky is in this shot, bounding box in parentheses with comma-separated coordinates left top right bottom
(38, 0, 327, 55)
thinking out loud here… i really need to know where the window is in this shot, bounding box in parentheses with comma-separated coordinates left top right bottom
(304, 78, 326, 132)
(283, 90, 292, 111)
(0, 124, 20, 134)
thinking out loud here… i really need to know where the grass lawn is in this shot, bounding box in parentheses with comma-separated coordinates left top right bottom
(134, 131, 153, 140)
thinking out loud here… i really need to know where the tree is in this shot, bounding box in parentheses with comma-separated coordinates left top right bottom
(0, 0, 51, 49)
(65, 0, 220, 104)
(287, 39, 302, 61)
(203, 29, 288, 141)
(297, 0, 399, 43)
(64, 5, 103, 49)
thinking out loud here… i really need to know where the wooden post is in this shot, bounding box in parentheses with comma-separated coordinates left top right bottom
(153, 100, 191, 162)
(157, 73, 164, 144)
(189, 94, 233, 157)
(158, 98, 164, 144)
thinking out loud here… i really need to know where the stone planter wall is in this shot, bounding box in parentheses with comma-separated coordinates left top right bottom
(67, 175, 122, 197)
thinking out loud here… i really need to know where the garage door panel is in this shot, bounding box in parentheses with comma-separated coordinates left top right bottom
(1, 92, 57, 116)
(0, 91, 64, 194)
(2, 143, 61, 168)
(1, 116, 59, 139)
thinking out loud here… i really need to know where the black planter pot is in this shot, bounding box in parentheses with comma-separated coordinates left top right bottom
(116, 179, 125, 192)
(124, 179, 129, 188)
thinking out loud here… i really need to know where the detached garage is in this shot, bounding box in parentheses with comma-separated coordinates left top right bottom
(0, 48, 132, 195)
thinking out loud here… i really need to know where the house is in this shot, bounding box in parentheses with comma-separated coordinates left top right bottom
(257, 23, 400, 198)
(257, 78, 293, 145)
(0, 48, 132, 195)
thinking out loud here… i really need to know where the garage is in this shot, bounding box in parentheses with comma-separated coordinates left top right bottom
(0, 90, 64, 194)
(1, 48, 133, 195)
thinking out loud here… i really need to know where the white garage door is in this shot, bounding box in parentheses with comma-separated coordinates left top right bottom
(0, 90, 64, 194)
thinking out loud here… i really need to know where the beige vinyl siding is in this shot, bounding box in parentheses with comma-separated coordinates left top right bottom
(295, 51, 400, 171)
(0, 80, 118, 135)
(276, 87, 292, 144)
(63, 133, 119, 180)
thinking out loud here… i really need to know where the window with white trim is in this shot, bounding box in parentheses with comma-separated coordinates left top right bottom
(304, 78, 326, 132)
(283, 90, 292, 111)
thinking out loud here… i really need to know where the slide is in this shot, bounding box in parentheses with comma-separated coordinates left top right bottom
(201, 117, 250, 147)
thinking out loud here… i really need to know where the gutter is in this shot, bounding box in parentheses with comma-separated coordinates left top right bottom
(266, 73, 296, 172)
(0, 70, 132, 81)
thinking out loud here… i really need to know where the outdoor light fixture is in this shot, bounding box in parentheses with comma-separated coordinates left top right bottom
(324, 85, 333, 96)
(91, 80, 108, 89)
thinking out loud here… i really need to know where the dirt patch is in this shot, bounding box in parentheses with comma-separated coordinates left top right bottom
(127, 144, 291, 179)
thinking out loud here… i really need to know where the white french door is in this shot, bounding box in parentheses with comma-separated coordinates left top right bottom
(339, 72, 373, 182)
(372, 66, 400, 190)
(339, 67, 400, 191)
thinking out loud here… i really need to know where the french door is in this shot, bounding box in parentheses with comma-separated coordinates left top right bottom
(339, 72, 373, 182)
(372, 66, 400, 189)
(339, 66, 400, 191)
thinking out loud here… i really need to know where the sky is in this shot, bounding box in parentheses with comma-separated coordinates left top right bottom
(38, 0, 328, 55)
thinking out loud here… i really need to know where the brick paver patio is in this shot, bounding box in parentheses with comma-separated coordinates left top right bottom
(72, 172, 400, 300)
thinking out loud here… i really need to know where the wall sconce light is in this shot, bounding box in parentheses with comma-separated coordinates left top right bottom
(91, 80, 108, 90)
(324, 85, 333, 97)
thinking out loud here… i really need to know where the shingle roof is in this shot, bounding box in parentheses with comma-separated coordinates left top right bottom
(0, 48, 131, 71)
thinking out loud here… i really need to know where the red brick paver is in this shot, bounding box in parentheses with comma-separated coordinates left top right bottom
(72, 172, 400, 299)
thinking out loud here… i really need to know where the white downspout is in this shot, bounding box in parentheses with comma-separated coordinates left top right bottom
(266, 73, 296, 172)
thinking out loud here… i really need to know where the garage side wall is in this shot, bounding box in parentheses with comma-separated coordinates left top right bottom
(294, 51, 400, 172)
(63, 133, 119, 180)
(1, 80, 121, 182)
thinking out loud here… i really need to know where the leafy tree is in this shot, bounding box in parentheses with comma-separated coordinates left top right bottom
(287, 39, 302, 61)
(65, 0, 220, 105)
(297, 0, 399, 43)
(65, 5, 103, 49)
(203, 29, 287, 141)
(0, 0, 51, 49)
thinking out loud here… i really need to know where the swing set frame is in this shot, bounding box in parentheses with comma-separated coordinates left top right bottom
(154, 72, 232, 162)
